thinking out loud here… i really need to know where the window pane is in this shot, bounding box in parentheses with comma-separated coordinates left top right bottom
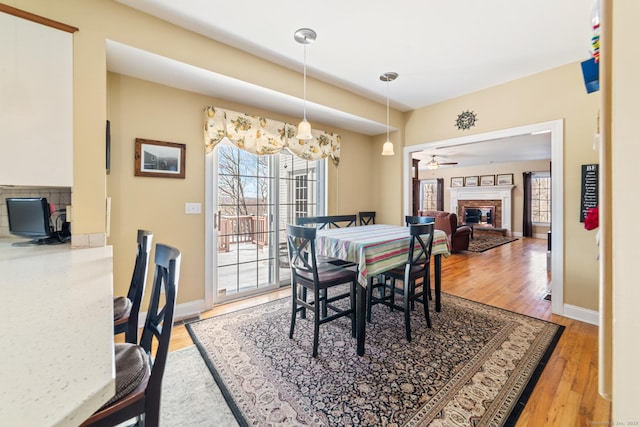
(420, 180, 438, 211)
(531, 176, 551, 224)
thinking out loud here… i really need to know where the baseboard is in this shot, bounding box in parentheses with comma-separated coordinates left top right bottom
(174, 299, 206, 322)
(562, 303, 599, 326)
(139, 299, 206, 328)
(511, 232, 546, 239)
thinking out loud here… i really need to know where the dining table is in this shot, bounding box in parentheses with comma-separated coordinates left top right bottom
(315, 224, 451, 356)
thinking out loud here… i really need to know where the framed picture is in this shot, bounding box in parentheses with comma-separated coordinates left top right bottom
(480, 175, 495, 186)
(135, 138, 186, 179)
(497, 173, 514, 185)
(451, 177, 464, 187)
(465, 176, 478, 187)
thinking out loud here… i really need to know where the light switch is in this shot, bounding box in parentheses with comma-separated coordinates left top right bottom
(185, 202, 201, 214)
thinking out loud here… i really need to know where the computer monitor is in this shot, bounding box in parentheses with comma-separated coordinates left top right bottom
(5, 197, 61, 245)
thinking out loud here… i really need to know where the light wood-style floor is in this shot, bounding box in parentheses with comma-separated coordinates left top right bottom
(167, 237, 611, 426)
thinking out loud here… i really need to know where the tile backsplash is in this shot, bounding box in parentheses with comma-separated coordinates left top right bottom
(0, 186, 72, 237)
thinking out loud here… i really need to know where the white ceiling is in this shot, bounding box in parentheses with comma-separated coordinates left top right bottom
(110, 0, 591, 165)
(411, 132, 552, 169)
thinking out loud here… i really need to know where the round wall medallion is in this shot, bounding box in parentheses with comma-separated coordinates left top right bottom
(455, 110, 477, 130)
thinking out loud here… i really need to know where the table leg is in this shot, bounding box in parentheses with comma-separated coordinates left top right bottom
(435, 254, 442, 312)
(356, 282, 367, 356)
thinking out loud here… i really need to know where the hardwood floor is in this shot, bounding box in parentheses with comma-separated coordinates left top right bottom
(167, 237, 611, 426)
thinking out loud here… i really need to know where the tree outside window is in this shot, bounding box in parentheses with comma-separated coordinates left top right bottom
(531, 173, 551, 224)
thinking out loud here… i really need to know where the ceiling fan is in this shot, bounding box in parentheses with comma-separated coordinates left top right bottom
(425, 155, 458, 169)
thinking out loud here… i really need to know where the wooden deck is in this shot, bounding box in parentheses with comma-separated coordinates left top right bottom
(216, 241, 290, 296)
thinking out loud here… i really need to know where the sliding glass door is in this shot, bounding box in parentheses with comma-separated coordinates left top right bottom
(209, 140, 325, 304)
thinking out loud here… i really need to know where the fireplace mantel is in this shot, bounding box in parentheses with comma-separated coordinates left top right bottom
(450, 185, 515, 234)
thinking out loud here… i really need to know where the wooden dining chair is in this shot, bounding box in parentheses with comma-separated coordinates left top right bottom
(367, 223, 434, 342)
(359, 211, 376, 225)
(287, 224, 357, 357)
(296, 215, 357, 267)
(405, 215, 435, 226)
(114, 229, 153, 344)
(297, 214, 357, 229)
(81, 243, 181, 427)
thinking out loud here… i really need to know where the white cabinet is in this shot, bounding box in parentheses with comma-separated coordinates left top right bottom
(0, 11, 73, 186)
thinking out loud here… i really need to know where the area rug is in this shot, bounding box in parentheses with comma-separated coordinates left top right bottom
(467, 235, 519, 252)
(161, 346, 238, 426)
(186, 293, 563, 426)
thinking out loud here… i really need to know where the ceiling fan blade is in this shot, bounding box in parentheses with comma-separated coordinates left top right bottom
(439, 161, 458, 165)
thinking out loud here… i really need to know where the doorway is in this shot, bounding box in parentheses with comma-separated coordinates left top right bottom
(205, 140, 327, 307)
(402, 120, 564, 316)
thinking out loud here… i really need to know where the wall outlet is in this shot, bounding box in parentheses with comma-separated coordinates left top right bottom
(185, 202, 201, 214)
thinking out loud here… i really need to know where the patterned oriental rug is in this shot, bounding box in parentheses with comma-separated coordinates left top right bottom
(467, 235, 519, 252)
(186, 293, 563, 426)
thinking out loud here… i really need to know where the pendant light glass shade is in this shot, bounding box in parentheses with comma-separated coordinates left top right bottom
(381, 140, 395, 156)
(380, 72, 398, 156)
(295, 28, 316, 141)
(296, 119, 313, 140)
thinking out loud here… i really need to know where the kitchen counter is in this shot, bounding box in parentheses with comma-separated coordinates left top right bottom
(0, 239, 115, 426)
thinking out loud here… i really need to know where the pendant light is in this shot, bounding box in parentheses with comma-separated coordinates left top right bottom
(294, 28, 316, 141)
(380, 72, 398, 156)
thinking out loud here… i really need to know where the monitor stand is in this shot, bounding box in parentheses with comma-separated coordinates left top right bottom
(11, 236, 67, 247)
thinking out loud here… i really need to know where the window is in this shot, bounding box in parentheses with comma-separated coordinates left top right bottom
(420, 180, 438, 211)
(294, 175, 309, 217)
(531, 172, 551, 224)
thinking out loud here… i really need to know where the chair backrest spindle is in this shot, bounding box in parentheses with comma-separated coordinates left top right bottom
(359, 211, 376, 225)
(407, 223, 435, 268)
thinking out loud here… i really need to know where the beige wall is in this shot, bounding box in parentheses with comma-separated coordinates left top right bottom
(418, 159, 551, 236)
(8, 0, 383, 306)
(394, 63, 600, 311)
(8, 0, 599, 313)
(610, 0, 640, 418)
(9, 0, 640, 417)
(107, 73, 375, 304)
(9, 0, 392, 238)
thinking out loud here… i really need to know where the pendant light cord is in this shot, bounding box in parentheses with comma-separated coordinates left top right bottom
(386, 79, 390, 141)
(303, 43, 307, 121)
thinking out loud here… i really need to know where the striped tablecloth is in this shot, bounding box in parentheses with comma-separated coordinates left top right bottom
(316, 224, 450, 287)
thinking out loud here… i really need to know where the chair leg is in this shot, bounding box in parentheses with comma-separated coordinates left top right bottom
(320, 288, 328, 319)
(378, 276, 388, 305)
(421, 272, 432, 328)
(350, 281, 357, 337)
(289, 282, 298, 339)
(300, 287, 307, 319)
(389, 278, 396, 311)
(410, 281, 416, 310)
(366, 280, 373, 323)
(312, 288, 321, 357)
(404, 279, 412, 342)
(423, 288, 432, 329)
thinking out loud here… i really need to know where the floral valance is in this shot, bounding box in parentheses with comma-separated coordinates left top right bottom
(203, 106, 341, 166)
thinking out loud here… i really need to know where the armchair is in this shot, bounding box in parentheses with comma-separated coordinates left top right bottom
(419, 210, 471, 252)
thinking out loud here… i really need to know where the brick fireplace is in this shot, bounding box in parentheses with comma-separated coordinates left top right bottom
(459, 201, 502, 227)
(449, 185, 515, 235)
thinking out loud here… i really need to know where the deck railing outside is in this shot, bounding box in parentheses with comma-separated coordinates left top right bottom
(218, 215, 268, 252)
